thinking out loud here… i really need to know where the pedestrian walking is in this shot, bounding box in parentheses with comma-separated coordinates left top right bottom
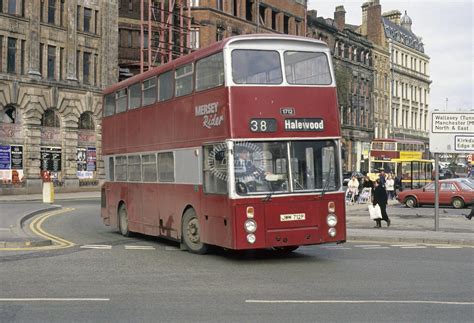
(378, 169, 386, 188)
(347, 176, 360, 204)
(372, 178, 391, 228)
(465, 201, 473, 220)
(386, 174, 395, 200)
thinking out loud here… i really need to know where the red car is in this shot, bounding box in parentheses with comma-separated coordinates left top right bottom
(397, 179, 474, 209)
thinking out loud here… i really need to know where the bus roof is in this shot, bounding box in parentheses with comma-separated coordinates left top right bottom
(103, 34, 329, 95)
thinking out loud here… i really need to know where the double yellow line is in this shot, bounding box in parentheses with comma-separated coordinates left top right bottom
(1, 208, 75, 251)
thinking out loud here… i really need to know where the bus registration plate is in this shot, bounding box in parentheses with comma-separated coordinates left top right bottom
(280, 213, 306, 222)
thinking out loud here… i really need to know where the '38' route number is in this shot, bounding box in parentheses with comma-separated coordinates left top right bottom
(249, 118, 277, 132)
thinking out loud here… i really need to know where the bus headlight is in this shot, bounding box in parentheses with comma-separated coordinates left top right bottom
(247, 234, 256, 244)
(327, 214, 338, 227)
(244, 219, 257, 233)
(328, 228, 337, 237)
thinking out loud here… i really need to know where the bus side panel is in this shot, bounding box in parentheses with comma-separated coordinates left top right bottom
(199, 194, 234, 249)
(126, 183, 144, 233)
(155, 184, 178, 240)
(191, 89, 230, 140)
(141, 183, 160, 236)
(101, 183, 128, 231)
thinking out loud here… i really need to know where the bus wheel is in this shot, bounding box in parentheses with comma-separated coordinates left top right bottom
(452, 198, 464, 209)
(272, 246, 299, 253)
(118, 204, 131, 237)
(405, 197, 417, 208)
(182, 208, 209, 254)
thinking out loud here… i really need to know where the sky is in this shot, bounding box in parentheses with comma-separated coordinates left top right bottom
(307, 0, 473, 111)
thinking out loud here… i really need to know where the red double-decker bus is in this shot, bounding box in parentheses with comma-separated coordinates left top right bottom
(101, 35, 345, 254)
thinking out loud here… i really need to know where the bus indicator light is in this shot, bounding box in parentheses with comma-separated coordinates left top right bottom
(328, 201, 336, 213)
(246, 206, 254, 218)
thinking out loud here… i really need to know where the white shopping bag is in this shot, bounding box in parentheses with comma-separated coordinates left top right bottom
(368, 204, 382, 220)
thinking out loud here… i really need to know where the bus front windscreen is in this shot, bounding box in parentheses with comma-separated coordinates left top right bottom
(233, 140, 339, 195)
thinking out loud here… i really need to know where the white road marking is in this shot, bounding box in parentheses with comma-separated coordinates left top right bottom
(0, 298, 110, 302)
(80, 245, 112, 249)
(354, 244, 381, 247)
(390, 244, 419, 247)
(319, 247, 352, 250)
(245, 299, 474, 305)
(362, 246, 390, 249)
(124, 245, 155, 250)
(400, 246, 427, 249)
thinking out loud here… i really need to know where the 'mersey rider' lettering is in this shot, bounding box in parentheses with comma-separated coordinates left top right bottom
(195, 102, 219, 116)
(284, 118, 324, 131)
(195, 102, 224, 129)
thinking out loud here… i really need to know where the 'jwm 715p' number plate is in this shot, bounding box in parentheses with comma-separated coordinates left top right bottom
(280, 213, 306, 222)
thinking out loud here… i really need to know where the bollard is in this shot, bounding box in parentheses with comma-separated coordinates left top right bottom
(42, 181, 54, 204)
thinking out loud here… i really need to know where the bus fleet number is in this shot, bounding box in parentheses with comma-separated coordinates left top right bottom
(249, 119, 277, 132)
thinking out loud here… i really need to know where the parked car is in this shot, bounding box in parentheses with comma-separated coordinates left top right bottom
(343, 171, 364, 186)
(438, 168, 458, 180)
(396, 179, 474, 209)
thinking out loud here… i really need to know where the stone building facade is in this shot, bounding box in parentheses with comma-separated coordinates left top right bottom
(382, 9, 431, 142)
(0, 0, 118, 194)
(358, 0, 391, 140)
(307, 7, 375, 173)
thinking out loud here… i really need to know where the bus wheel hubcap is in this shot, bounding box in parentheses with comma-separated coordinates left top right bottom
(187, 218, 200, 243)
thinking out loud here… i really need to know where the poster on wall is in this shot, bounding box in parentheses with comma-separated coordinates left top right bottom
(41, 147, 62, 171)
(77, 148, 87, 171)
(86, 147, 97, 171)
(0, 145, 11, 170)
(11, 145, 23, 169)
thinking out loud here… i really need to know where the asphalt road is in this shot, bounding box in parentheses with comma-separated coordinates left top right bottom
(0, 200, 473, 322)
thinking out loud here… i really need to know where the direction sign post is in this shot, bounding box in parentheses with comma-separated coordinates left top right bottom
(429, 111, 474, 231)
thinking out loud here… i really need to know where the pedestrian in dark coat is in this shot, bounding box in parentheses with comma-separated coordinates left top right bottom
(372, 179, 391, 228)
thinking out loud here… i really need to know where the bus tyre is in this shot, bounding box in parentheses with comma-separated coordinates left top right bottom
(405, 197, 417, 208)
(118, 204, 131, 237)
(272, 246, 299, 253)
(452, 198, 464, 209)
(182, 208, 209, 254)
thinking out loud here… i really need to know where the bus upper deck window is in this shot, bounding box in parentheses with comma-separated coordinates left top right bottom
(284, 51, 332, 85)
(231, 50, 282, 84)
(196, 52, 224, 91)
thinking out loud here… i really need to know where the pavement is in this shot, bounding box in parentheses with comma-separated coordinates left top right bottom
(0, 191, 473, 248)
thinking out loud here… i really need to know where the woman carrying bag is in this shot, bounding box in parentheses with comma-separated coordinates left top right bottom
(372, 179, 391, 228)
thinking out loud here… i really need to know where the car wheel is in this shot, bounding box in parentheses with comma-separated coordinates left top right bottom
(405, 196, 417, 208)
(452, 197, 464, 209)
(182, 208, 209, 254)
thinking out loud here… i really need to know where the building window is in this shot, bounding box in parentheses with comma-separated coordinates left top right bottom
(76, 50, 80, 81)
(217, 0, 223, 11)
(59, 47, 64, 80)
(60, 0, 65, 26)
(48, 0, 56, 24)
(47, 45, 56, 79)
(84, 8, 92, 32)
(190, 28, 199, 49)
(7, 37, 16, 74)
(83, 52, 91, 84)
(128, 0, 132, 10)
(79, 112, 94, 130)
(39, 43, 44, 76)
(8, 0, 16, 14)
(216, 26, 224, 42)
(0, 36, 3, 72)
(94, 54, 98, 85)
(41, 109, 60, 127)
(40, 0, 45, 22)
(2, 105, 16, 123)
(77, 5, 81, 30)
(20, 39, 25, 75)
(94, 10, 99, 34)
